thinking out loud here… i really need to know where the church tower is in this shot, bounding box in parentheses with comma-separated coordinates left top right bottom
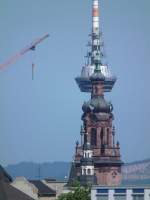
(68, 0, 123, 186)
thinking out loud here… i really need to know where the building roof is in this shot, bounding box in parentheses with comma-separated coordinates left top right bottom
(29, 180, 56, 197)
(82, 96, 112, 114)
(67, 162, 79, 186)
(44, 178, 67, 183)
(0, 180, 35, 200)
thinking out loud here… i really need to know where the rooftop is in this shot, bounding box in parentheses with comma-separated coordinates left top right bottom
(0, 180, 35, 200)
(29, 180, 56, 197)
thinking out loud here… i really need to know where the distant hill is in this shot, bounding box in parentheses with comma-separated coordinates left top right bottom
(122, 159, 150, 182)
(5, 162, 70, 180)
(5, 159, 150, 184)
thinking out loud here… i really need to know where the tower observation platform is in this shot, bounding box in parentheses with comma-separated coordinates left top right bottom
(75, 70, 116, 93)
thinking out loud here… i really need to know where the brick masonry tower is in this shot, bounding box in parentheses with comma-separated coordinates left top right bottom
(68, 0, 123, 186)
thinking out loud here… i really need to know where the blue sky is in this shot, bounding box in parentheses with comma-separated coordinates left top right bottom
(0, 0, 150, 166)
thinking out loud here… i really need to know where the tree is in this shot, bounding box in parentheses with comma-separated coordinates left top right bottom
(57, 185, 91, 200)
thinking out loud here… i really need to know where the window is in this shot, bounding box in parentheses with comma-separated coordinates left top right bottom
(84, 134, 87, 143)
(114, 195, 126, 200)
(97, 189, 108, 194)
(107, 128, 109, 146)
(114, 188, 126, 200)
(96, 189, 108, 200)
(96, 195, 108, 200)
(91, 128, 97, 146)
(87, 169, 91, 175)
(100, 128, 104, 144)
(115, 189, 126, 194)
(132, 189, 144, 200)
(95, 86, 98, 94)
(132, 195, 144, 200)
(133, 189, 144, 193)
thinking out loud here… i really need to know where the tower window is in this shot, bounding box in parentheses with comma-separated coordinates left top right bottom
(95, 86, 98, 94)
(107, 128, 109, 146)
(91, 128, 97, 146)
(100, 128, 105, 155)
(100, 128, 104, 144)
(87, 169, 91, 175)
(84, 134, 87, 144)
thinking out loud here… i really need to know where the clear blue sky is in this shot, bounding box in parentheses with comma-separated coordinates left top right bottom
(0, 0, 150, 166)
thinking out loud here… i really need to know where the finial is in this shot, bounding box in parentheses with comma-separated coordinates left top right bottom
(112, 126, 115, 148)
(80, 125, 85, 135)
(76, 140, 79, 147)
(116, 141, 120, 147)
(86, 132, 89, 135)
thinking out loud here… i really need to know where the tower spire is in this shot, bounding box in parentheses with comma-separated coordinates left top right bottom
(76, 0, 116, 93)
(92, 0, 100, 35)
(91, 0, 101, 69)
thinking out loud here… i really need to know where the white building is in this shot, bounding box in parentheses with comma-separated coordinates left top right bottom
(91, 186, 150, 200)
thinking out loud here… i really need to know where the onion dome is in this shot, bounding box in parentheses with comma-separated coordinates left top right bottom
(82, 96, 113, 113)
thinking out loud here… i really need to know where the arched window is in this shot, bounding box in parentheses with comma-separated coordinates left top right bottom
(107, 128, 109, 146)
(91, 128, 97, 146)
(101, 144, 105, 155)
(100, 128, 104, 145)
(100, 128, 105, 155)
(95, 86, 98, 94)
(84, 134, 87, 144)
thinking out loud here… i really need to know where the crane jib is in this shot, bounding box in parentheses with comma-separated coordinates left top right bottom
(0, 33, 49, 70)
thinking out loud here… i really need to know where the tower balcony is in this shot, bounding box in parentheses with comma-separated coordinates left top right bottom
(75, 65, 117, 93)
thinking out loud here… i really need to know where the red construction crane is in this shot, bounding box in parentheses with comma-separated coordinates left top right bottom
(0, 33, 49, 79)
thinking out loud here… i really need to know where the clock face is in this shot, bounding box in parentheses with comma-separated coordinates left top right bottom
(112, 171, 117, 178)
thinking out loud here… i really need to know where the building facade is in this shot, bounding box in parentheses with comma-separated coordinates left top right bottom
(68, 0, 123, 186)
